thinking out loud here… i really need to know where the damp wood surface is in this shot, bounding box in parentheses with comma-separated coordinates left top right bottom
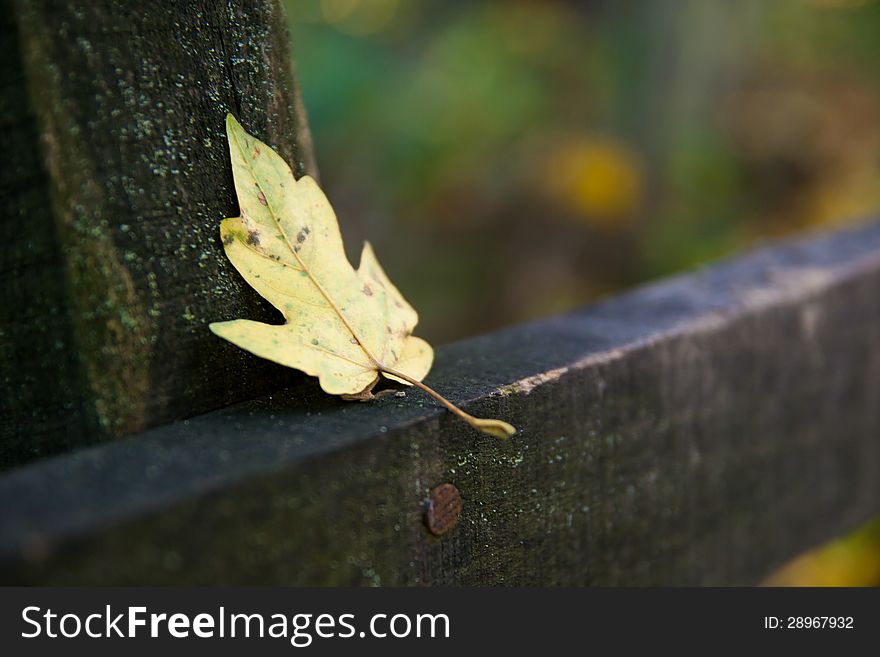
(0, 0, 316, 469)
(0, 221, 878, 585)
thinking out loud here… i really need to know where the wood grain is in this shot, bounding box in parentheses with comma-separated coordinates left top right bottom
(1, 221, 878, 585)
(1, 0, 316, 468)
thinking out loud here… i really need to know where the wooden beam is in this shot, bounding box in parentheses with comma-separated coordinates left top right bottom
(1, 220, 879, 585)
(1, 0, 315, 468)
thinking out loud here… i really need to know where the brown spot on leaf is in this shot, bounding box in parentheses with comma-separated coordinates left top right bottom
(222, 233, 234, 246)
(252, 147, 261, 159)
(363, 284, 373, 296)
(257, 191, 268, 206)
(296, 229, 307, 243)
(246, 230, 260, 246)
(303, 226, 311, 235)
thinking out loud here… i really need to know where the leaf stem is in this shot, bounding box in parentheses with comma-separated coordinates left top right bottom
(379, 366, 516, 439)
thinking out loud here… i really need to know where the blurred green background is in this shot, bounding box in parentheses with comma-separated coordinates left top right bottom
(283, 0, 880, 587)
(285, 0, 880, 344)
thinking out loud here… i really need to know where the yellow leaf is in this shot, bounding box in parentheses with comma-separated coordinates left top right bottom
(210, 114, 514, 439)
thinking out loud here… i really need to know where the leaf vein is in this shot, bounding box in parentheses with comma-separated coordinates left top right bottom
(230, 127, 381, 368)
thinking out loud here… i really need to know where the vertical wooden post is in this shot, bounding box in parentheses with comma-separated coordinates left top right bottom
(1, 0, 317, 468)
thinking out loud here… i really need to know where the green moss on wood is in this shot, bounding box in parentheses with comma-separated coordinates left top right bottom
(3, 0, 318, 461)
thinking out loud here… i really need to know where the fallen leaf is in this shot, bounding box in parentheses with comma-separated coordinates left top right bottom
(210, 114, 515, 439)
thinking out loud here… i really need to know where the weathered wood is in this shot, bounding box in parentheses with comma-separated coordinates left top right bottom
(0, 4, 85, 466)
(1, 220, 878, 585)
(1, 0, 316, 468)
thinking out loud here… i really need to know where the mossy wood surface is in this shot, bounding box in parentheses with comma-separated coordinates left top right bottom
(1, 222, 878, 585)
(1, 0, 316, 468)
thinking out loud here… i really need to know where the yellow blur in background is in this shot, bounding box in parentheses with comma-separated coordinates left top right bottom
(287, 0, 880, 342)
(764, 517, 880, 586)
(542, 136, 643, 229)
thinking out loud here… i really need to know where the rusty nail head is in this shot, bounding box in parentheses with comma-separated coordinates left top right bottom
(424, 483, 462, 536)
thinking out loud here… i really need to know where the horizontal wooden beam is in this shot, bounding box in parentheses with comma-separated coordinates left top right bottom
(1, 220, 879, 585)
